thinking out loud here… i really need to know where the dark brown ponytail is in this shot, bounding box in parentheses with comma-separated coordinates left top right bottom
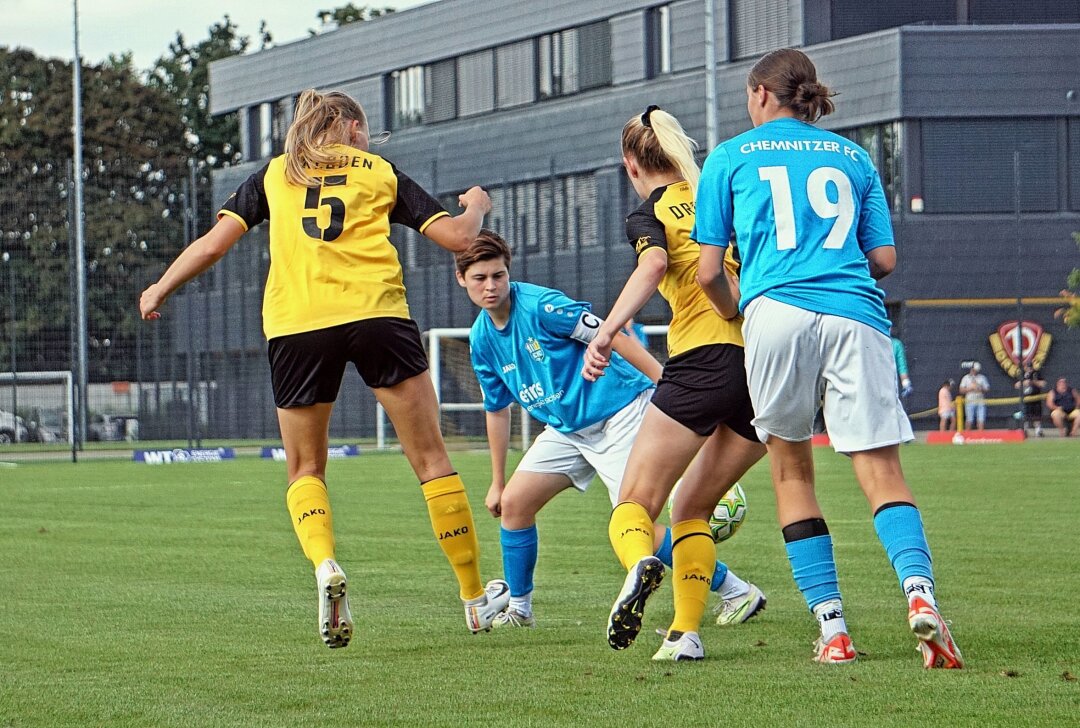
(747, 48, 836, 122)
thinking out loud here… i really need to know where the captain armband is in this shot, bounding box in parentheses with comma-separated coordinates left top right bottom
(569, 311, 605, 344)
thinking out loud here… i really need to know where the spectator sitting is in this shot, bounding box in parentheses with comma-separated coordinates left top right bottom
(959, 362, 990, 431)
(937, 379, 956, 432)
(1045, 377, 1080, 437)
(1014, 364, 1046, 436)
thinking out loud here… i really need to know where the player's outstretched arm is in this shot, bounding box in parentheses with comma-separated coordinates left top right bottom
(139, 216, 246, 320)
(423, 186, 492, 253)
(584, 248, 667, 380)
(611, 331, 662, 384)
(696, 245, 740, 319)
(484, 407, 512, 518)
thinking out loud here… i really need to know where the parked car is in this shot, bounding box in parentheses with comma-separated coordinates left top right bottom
(87, 413, 124, 442)
(0, 409, 29, 444)
(28, 409, 65, 443)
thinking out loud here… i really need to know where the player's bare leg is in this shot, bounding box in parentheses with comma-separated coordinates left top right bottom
(767, 437, 854, 663)
(608, 405, 702, 650)
(672, 426, 767, 634)
(376, 372, 509, 631)
(492, 471, 572, 627)
(851, 446, 962, 668)
(278, 403, 353, 648)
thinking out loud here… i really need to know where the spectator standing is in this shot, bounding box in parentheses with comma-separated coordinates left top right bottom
(959, 363, 990, 431)
(937, 380, 955, 432)
(1014, 364, 1046, 436)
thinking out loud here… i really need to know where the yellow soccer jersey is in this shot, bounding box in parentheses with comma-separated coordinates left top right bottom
(218, 144, 449, 340)
(625, 181, 743, 358)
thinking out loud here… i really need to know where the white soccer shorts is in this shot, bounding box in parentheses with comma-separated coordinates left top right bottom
(742, 296, 913, 453)
(515, 388, 652, 506)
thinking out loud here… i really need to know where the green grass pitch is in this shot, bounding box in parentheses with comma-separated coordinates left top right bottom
(1, 442, 1078, 726)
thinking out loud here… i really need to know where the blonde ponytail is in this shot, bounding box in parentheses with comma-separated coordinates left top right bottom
(283, 89, 369, 187)
(620, 107, 700, 194)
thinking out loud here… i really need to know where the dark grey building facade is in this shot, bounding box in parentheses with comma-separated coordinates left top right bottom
(186, 0, 1080, 438)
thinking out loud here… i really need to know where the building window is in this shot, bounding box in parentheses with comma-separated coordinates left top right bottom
(270, 97, 293, 155)
(731, 0, 790, 60)
(539, 22, 611, 99)
(840, 122, 902, 213)
(389, 65, 424, 130)
(513, 181, 540, 253)
(388, 22, 611, 129)
(539, 31, 571, 98)
(258, 103, 273, 159)
(457, 50, 495, 117)
(646, 5, 672, 78)
(577, 21, 612, 91)
(488, 186, 508, 239)
(425, 58, 457, 123)
(1070, 119, 1080, 212)
(922, 119, 1058, 213)
(496, 40, 536, 109)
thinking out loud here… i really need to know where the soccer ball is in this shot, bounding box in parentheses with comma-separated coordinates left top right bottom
(668, 480, 748, 544)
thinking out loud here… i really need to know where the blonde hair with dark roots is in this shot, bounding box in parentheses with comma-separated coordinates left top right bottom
(621, 108, 700, 193)
(747, 48, 836, 123)
(284, 89, 369, 187)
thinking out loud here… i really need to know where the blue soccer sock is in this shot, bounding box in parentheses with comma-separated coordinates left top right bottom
(873, 502, 934, 599)
(656, 526, 729, 592)
(782, 519, 842, 612)
(500, 525, 538, 598)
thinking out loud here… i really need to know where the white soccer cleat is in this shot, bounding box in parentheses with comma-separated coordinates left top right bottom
(607, 555, 665, 650)
(464, 579, 511, 633)
(714, 583, 768, 626)
(652, 631, 705, 662)
(315, 558, 353, 649)
(492, 608, 536, 628)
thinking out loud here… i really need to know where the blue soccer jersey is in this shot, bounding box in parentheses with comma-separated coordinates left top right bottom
(692, 118, 895, 335)
(469, 282, 653, 433)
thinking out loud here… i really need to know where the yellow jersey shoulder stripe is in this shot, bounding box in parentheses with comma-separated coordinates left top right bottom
(217, 208, 249, 231)
(418, 210, 450, 235)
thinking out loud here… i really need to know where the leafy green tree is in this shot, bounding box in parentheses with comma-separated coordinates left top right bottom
(147, 16, 260, 172)
(0, 47, 188, 380)
(1055, 232, 1080, 328)
(313, 4, 395, 34)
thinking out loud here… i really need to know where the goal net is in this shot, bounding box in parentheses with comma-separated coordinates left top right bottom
(423, 325, 670, 449)
(0, 370, 75, 445)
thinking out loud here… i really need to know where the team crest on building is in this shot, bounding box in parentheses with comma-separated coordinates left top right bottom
(988, 320, 1052, 378)
(525, 337, 545, 362)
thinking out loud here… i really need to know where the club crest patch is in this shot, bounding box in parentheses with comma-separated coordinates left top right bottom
(525, 337, 545, 362)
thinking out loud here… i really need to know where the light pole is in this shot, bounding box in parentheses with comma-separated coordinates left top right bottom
(72, 0, 88, 449)
(2, 252, 16, 442)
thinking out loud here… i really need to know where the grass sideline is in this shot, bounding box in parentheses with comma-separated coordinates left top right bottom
(1, 443, 1077, 727)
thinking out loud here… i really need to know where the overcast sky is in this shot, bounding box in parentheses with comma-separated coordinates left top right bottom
(1, 0, 434, 70)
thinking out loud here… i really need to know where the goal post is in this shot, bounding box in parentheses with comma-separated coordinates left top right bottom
(426, 327, 534, 451)
(0, 370, 76, 445)
(392, 325, 670, 452)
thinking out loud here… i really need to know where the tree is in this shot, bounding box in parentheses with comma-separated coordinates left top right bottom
(1055, 232, 1080, 328)
(0, 48, 189, 380)
(312, 4, 395, 34)
(147, 16, 261, 171)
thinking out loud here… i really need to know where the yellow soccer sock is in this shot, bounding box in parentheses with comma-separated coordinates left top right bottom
(286, 475, 336, 568)
(669, 519, 715, 636)
(608, 501, 655, 571)
(421, 473, 484, 601)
